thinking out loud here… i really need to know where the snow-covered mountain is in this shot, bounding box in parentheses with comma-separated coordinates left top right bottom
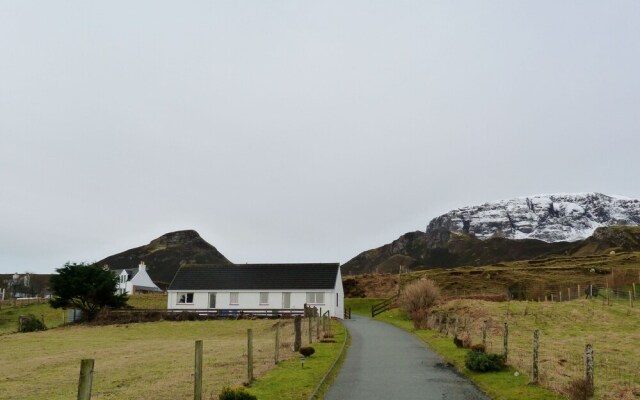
(427, 193, 640, 242)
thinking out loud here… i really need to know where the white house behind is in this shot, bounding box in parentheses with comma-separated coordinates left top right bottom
(114, 262, 162, 295)
(167, 263, 344, 319)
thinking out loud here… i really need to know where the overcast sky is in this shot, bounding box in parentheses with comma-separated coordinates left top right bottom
(1, 1, 639, 274)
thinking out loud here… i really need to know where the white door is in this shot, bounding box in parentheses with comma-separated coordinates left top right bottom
(282, 292, 291, 309)
(209, 293, 216, 308)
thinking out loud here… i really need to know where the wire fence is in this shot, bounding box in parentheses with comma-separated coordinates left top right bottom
(74, 315, 337, 400)
(423, 293, 640, 400)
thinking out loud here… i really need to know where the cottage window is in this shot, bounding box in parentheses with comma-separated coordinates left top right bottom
(177, 292, 194, 304)
(230, 292, 239, 305)
(259, 292, 269, 305)
(306, 292, 325, 304)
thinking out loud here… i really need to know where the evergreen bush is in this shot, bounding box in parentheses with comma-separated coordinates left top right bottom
(218, 386, 257, 400)
(465, 351, 506, 372)
(18, 314, 47, 333)
(299, 346, 315, 357)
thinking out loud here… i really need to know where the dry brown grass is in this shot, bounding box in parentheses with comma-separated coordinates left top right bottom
(0, 318, 311, 400)
(428, 298, 640, 400)
(347, 252, 640, 299)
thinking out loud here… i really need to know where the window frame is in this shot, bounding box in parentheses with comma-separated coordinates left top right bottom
(259, 292, 269, 305)
(306, 292, 325, 305)
(230, 292, 239, 305)
(177, 292, 194, 305)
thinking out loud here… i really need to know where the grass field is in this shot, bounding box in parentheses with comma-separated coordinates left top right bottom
(0, 316, 344, 400)
(0, 294, 168, 335)
(0, 301, 65, 335)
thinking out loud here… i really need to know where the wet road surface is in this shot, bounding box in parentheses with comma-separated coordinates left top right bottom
(324, 315, 489, 400)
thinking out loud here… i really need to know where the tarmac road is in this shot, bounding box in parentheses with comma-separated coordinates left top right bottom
(324, 315, 489, 400)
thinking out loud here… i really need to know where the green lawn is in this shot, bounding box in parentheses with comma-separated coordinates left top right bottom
(248, 320, 347, 400)
(0, 301, 66, 335)
(0, 294, 169, 335)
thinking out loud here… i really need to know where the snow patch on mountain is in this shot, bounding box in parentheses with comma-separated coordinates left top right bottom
(427, 193, 640, 242)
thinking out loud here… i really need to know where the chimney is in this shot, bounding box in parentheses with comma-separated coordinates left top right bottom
(139, 261, 146, 271)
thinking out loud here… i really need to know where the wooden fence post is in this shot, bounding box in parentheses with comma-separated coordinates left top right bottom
(578, 284, 581, 298)
(630, 291, 633, 308)
(275, 323, 280, 365)
(194, 340, 203, 400)
(482, 321, 487, 350)
(503, 323, 509, 360)
(559, 291, 562, 302)
(308, 316, 312, 344)
(585, 344, 594, 389)
(568, 287, 571, 301)
(294, 316, 301, 351)
(77, 359, 94, 400)
(247, 329, 254, 383)
(532, 330, 539, 384)
(316, 313, 320, 339)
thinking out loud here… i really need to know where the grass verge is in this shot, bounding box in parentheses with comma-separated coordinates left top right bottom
(247, 320, 347, 400)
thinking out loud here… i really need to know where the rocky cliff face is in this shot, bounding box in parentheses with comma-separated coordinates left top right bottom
(427, 193, 640, 242)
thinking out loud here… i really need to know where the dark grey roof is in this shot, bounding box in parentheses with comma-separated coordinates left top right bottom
(112, 268, 138, 281)
(168, 263, 340, 291)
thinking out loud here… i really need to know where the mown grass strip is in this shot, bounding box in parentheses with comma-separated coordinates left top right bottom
(308, 322, 349, 399)
(247, 320, 347, 400)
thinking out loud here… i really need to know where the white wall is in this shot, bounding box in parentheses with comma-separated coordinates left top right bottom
(334, 267, 345, 319)
(129, 269, 159, 291)
(167, 289, 342, 318)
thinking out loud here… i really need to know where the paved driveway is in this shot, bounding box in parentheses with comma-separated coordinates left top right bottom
(324, 315, 489, 400)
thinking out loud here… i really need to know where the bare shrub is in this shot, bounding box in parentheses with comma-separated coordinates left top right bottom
(409, 309, 430, 329)
(399, 279, 440, 328)
(454, 333, 471, 348)
(565, 377, 594, 400)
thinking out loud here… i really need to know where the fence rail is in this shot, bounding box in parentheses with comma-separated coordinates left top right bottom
(109, 308, 307, 318)
(73, 316, 341, 399)
(371, 294, 399, 317)
(424, 296, 640, 398)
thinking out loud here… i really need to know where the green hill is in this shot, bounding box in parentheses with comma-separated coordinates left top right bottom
(99, 230, 231, 288)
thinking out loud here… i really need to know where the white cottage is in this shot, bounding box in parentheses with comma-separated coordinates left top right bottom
(167, 263, 344, 319)
(114, 262, 162, 295)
